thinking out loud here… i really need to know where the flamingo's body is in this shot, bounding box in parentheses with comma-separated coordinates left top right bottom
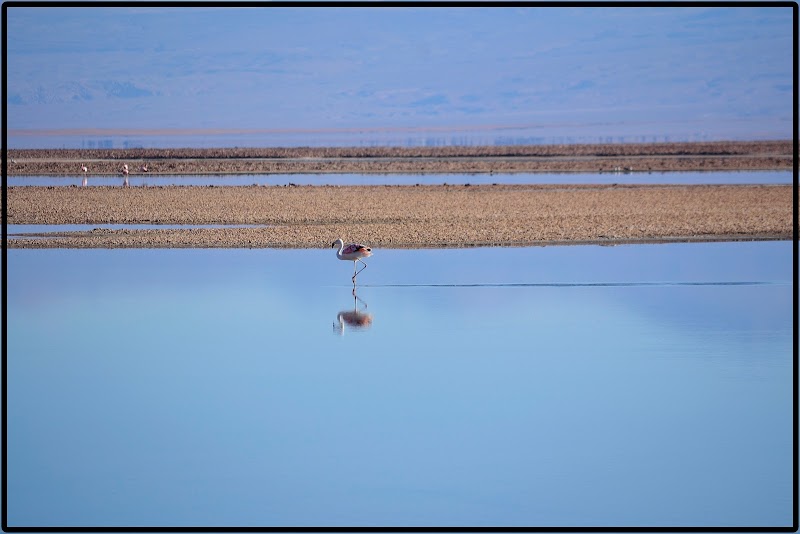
(122, 164, 129, 176)
(332, 238, 372, 283)
(81, 165, 88, 173)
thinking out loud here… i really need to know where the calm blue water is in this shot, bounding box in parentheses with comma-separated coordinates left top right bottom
(6, 170, 793, 187)
(6, 241, 794, 528)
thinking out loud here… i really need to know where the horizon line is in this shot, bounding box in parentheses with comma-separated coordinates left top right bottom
(7, 124, 572, 137)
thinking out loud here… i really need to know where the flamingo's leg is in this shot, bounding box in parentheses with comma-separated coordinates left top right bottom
(353, 287, 367, 309)
(354, 258, 368, 280)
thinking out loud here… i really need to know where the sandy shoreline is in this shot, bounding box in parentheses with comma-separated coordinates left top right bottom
(6, 140, 794, 175)
(7, 183, 793, 249)
(7, 141, 794, 249)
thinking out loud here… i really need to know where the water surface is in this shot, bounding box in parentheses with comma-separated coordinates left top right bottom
(6, 242, 793, 528)
(6, 169, 792, 187)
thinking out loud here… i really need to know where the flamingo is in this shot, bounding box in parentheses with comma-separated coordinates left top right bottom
(122, 164, 129, 176)
(332, 238, 372, 284)
(81, 164, 88, 173)
(141, 164, 148, 172)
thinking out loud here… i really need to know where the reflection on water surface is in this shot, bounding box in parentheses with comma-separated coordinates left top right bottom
(6, 242, 793, 528)
(334, 288, 373, 335)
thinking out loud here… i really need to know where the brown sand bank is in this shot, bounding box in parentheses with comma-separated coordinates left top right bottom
(6, 184, 792, 249)
(7, 140, 793, 175)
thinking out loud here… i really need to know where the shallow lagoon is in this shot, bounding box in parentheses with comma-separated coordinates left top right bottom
(6, 241, 794, 528)
(6, 169, 793, 187)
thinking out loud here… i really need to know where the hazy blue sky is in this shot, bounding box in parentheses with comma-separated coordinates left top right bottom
(5, 5, 795, 143)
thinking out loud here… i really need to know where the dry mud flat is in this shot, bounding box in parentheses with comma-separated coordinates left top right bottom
(7, 140, 794, 175)
(7, 184, 792, 249)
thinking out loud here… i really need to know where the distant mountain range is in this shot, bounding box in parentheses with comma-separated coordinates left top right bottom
(6, 6, 794, 146)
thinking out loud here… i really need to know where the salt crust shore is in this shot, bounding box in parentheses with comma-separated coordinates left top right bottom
(6, 184, 793, 249)
(6, 140, 794, 175)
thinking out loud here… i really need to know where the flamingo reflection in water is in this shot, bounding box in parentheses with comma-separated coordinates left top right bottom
(334, 288, 373, 335)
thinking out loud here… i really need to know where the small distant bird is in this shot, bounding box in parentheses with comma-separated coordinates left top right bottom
(122, 164, 129, 176)
(332, 238, 372, 284)
(141, 164, 148, 172)
(81, 165, 88, 173)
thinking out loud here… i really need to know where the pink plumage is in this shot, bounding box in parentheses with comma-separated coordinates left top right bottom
(332, 238, 373, 284)
(342, 243, 371, 256)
